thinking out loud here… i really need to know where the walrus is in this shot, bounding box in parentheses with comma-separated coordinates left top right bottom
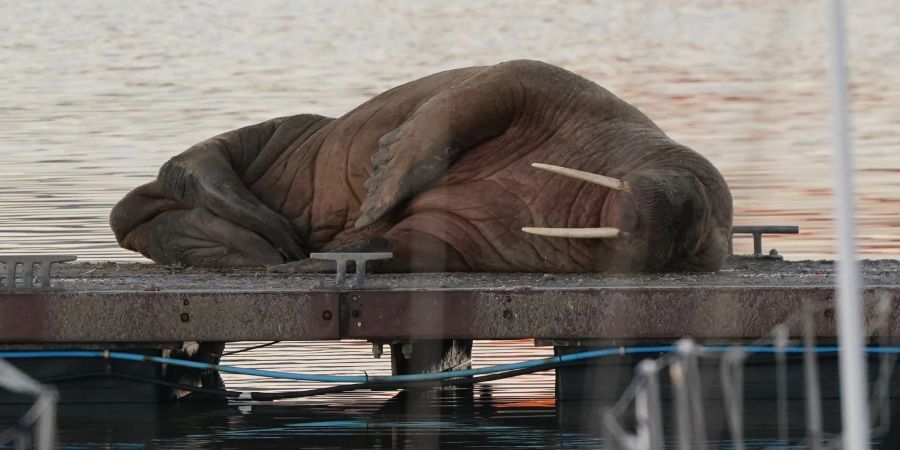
(110, 60, 732, 273)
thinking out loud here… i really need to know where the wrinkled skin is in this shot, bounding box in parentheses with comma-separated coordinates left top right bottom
(110, 60, 732, 273)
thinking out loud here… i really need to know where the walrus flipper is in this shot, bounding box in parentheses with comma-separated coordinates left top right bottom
(355, 64, 528, 229)
(111, 181, 284, 267)
(158, 115, 324, 261)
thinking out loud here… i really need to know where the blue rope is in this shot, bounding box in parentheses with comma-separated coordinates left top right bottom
(0, 345, 897, 384)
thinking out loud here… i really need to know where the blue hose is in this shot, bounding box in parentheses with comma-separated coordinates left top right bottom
(0, 345, 897, 384)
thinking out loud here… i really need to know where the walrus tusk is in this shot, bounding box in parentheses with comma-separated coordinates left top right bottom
(521, 227, 621, 238)
(531, 163, 629, 191)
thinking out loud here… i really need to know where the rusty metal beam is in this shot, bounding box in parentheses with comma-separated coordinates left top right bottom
(0, 292, 340, 342)
(344, 287, 900, 340)
(1, 286, 897, 343)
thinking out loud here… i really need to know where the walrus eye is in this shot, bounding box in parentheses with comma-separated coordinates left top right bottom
(521, 227, 621, 238)
(530, 163, 630, 192)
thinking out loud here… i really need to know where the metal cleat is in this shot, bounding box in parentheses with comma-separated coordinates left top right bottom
(0, 255, 77, 291)
(308, 252, 393, 289)
(730, 225, 799, 259)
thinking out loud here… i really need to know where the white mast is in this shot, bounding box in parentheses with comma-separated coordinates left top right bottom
(826, 0, 870, 448)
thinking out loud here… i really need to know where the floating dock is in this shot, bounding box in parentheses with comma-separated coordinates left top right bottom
(1, 258, 898, 343)
(2, 257, 900, 411)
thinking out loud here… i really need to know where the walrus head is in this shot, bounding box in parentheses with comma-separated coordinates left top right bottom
(523, 163, 729, 272)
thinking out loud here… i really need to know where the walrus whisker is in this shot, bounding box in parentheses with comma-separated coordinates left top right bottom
(531, 163, 629, 191)
(521, 227, 621, 238)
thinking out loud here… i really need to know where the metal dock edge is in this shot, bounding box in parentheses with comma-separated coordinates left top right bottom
(1, 286, 898, 342)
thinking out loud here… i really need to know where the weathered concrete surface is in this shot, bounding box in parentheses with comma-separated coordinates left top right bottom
(0, 258, 897, 342)
(44, 257, 900, 291)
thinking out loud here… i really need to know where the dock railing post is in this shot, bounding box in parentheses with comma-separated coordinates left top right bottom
(633, 359, 663, 450)
(825, 0, 870, 447)
(0, 359, 58, 450)
(773, 325, 790, 445)
(868, 292, 896, 437)
(802, 301, 824, 449)
(720, 347, 746, 450)
(670, 338, 705, 450)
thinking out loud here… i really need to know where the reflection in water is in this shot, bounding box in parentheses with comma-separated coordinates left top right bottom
(1, 0, 899, 448)
(21, 391, 900, 449)
(39, 394, 589, 450)
(220, 340, 555, 402)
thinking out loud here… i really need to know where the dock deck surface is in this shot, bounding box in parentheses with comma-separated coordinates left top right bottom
(41, 258, 900, 290)
(2, 258, 898, 343)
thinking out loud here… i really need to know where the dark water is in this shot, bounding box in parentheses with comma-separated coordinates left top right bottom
(44, 399, 582, 450)
(2, 0, 899, 448)
(23, 400, 821, 449)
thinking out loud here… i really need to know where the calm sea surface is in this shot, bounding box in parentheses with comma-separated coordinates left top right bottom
(1, 0, 899, 448)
